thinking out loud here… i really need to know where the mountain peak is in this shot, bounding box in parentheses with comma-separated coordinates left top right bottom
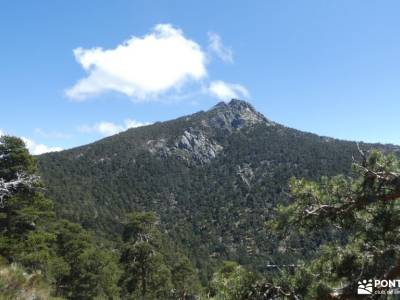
(144, 99, 269, 165)
(228, 98, 256, 109)
(211, 99, 255, 112)
(208, 99, 270, 130)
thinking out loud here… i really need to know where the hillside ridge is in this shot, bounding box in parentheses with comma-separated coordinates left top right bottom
(37, 99, 400, 281)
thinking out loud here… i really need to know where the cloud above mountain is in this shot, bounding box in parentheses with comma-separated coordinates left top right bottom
(208, 32, 233, 63)
(66, 24, 207, 100)
(0, 129, 63, 155)
(66, 24, 249, 103)
(78, 119, 150, 137)
(21, 137, 63, 155)
(208, 80, 249, 101)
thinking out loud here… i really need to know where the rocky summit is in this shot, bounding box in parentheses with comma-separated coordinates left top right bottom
(206, 99, 270, 130)
(146, 99, 271, 164)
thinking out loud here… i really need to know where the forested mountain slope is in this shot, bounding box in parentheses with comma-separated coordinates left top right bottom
(37, 99, 400, 280)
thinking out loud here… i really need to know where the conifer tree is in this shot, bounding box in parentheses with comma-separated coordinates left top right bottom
(0, 136, 121, 299)
(120, 212, 173, 299)
(0, 136, 54, 271)
(265, 149, 400, 299)
(54, 220, 121, 299)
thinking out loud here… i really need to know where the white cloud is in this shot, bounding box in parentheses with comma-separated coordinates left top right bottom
(0, 130, 61, 155)
(21, 137, 63, 155)
(208, 80, 250, 101)
(66, 24, 207, 100)
(208, 32, 233, 63)
(79, 119, 150, 137)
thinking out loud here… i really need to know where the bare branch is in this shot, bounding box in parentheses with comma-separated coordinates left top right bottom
(0, 172, 39, 208)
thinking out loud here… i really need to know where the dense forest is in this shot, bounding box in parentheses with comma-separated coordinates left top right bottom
(0, 135, 202, 299)
(37, 100, 400, 283)
(2, 100, 400, 299)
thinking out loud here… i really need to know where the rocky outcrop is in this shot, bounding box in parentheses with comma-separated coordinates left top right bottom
(236, 163, 255, 187)
(207, 99, 271, 131)
(174, 128, 223, 163)
(147, 99, 269, 163)
(147, 128, 223, 164)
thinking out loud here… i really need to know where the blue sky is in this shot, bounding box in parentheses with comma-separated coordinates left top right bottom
(1, 1, 400, 153)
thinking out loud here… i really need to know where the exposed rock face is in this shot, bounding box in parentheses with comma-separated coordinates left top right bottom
(207, 99, 270, 131)
(147, 99, 268, 163)
(174, 128, 223, 163)
(147, 129, 223, 163)
(147, 138, 168, 155)
(236, 163, 255, 187)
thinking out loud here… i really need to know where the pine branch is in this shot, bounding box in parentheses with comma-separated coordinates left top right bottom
(0, 172, 39, 207)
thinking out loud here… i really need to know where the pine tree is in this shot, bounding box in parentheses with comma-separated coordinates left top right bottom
(53, 220, 121, 299)
(171, 256, 201, 299)
(0, 136, 121, 299)
(265, 149, 400, 298)
(0, 136, 55, 271)
(211, 261, 258, 300)
(120, 212, 173, 299)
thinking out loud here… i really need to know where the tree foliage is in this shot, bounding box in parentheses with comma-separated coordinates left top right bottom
(120, 212, 202, 299)
(1, 136, 206, 299)
(0, 136, 121, 299)
(53, 220, 121, 299)
(266, 149, 400, 299)
(38, 104, 390, 281)
(210, 261, 259, 300)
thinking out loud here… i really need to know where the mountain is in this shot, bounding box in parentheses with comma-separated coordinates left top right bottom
(37, 99, 400, 281)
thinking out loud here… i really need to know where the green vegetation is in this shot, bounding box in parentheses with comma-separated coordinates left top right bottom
(119, 211, 203, 299)
(37, 101, 399, 284)
(0, 136, 203, 299)
(51, 220, 120, 299)
(0, 136, 122, 299)
(210, 261, 259, 300)
(4, 101, 400, 298)
(0, 258, 56, 300)
(261, 149, 400, 298)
